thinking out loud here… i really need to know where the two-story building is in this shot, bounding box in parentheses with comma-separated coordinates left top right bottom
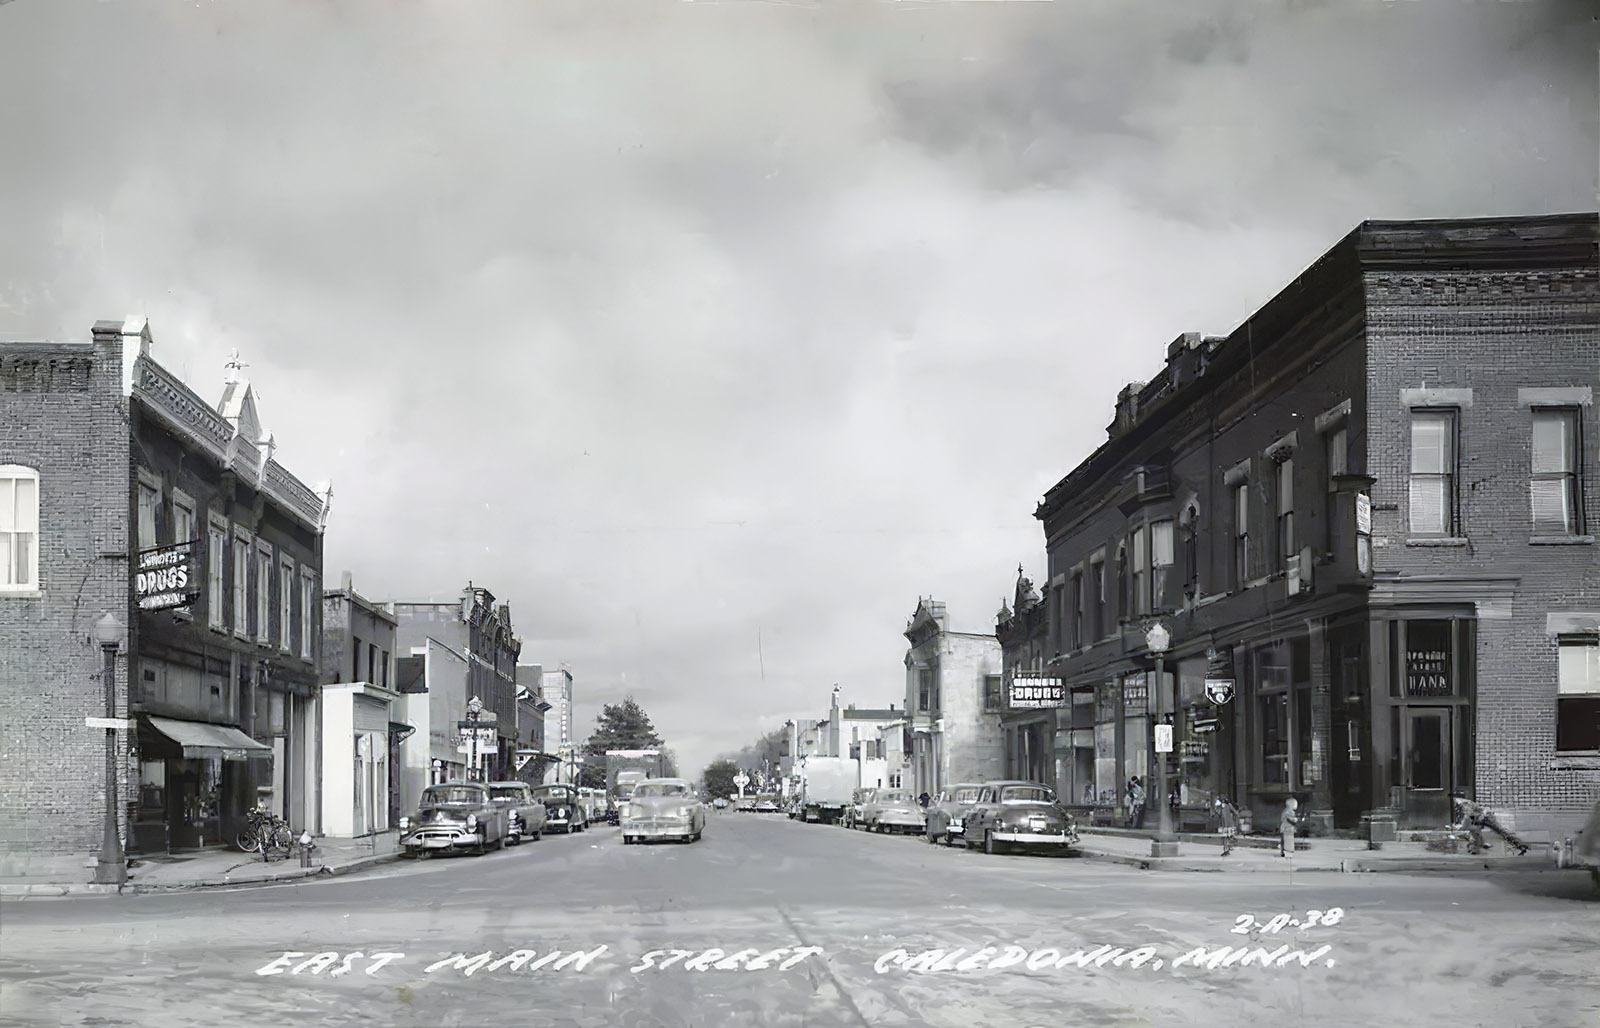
(903, 598, 1004, 798)
(515, 662, 552, 783)
(994, 566, 1066, 795)
(320, 572, 401, 837)
(1035, 213, 1599, 837)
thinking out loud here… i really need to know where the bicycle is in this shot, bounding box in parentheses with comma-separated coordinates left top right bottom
(236, 807, 295, 861)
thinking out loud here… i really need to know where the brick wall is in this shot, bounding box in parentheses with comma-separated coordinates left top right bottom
(1366, 265, 1600, 831)
(0, 338, 132, 871)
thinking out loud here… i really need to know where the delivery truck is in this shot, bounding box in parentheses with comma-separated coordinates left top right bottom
(606, 749, 665, 811)
(799, 756, 858, 824)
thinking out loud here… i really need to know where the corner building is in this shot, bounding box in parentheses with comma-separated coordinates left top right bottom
(1035, 214, 1599, 838)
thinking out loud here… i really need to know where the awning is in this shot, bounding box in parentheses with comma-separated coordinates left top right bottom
(390, 722, 417, 743)
(145, 716, 273, 762)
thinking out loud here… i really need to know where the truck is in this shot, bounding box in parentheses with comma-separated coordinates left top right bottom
(798, 756, 859, 824)
(605, 749, 666, 813)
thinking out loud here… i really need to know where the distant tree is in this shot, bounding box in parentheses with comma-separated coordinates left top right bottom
(702, 759, 739, 799)
(660, 747, 680, 779)
(578, 696, 666, 789)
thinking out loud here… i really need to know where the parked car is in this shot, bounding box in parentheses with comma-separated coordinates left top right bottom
(621, 778, 707, 844)
(861, 788, 926, 834)
(529, 783, 588, 833)
(925, 783, 984, 846)
(754, 796, 780, 814)
(579, 787, 608, 826)
(712, 797, 729, 810)
(963, 780, 1079, 855)
(842, 788, 876, 830)
(398, 781, 508, 857)
(487, 781, 546, 845)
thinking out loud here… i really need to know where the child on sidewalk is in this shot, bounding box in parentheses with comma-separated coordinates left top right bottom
(1279, 797, 1299, 857)
(1215, 796, 1240, 856)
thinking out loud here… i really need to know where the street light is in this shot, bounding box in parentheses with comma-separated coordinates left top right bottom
(91, 613, 128, 886)
(1145, 621, 1179, 858)
(466, 696, 483, 782)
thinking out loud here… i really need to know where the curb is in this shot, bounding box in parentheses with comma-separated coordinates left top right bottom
(1076, 846, 1558, 874)
(0, 852, 401, 899)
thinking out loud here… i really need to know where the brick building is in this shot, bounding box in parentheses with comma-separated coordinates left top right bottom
(320, 573, 401, 836)
(1034, 213, 1599, 837)
(0, 318, 331, 875)
(994, 566, 1064, 793)
(392, 585, 521, 781)
(514, 662, 553, 783)
(903, 598, 1004, 798)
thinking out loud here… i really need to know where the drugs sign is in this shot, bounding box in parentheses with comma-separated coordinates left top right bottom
(1203, 678, 1235, 705)
(135, 542, 197, 612)
(1008, 674, 1066, 709)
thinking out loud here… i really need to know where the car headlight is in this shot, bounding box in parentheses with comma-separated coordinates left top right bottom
(466, 815, 479, 831)
(399, 816, 410, 830)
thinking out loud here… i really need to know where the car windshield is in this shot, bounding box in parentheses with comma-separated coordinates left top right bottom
(423, 786, 485, 805)
(489, 787, 526, 801)
(954, 788, 981, 803)
(876, 791, 911, 804)
(1001, 786, 1056, 804)
(529, 786, 573, 802)
(633, 782, 690, 798)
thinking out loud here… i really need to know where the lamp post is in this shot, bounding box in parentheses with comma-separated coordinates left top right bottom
(466, 696, 483, 782)
(92, 613, 128, 886)
(1145, 621, 1179, 858)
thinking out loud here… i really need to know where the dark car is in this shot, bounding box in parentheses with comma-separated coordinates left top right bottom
(925, 783, 984, 846)
(529, 783, 588, 834)
(398, 781, 509, 857)
(963, 780, 1079, 856)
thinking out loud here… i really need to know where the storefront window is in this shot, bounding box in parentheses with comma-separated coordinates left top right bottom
(1095, 720, 1116, 805)
(1261, 693, 1289, 784)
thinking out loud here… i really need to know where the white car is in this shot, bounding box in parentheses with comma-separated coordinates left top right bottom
(622, 778, 707, 844)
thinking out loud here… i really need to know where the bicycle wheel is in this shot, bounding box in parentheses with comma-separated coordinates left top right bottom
(268, 825, 294, 853)
(235, 830, 260, 852)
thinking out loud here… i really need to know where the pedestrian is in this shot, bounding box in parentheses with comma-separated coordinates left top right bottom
(1127, 777, 1146, 829)
(1215, 796, 1240, 856)
(918, 791, 931, 809)
(1279, 797, 1299, 857)
(1450, 790, 1530, 855)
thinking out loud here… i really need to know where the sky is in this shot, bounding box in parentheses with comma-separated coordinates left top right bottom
(1, 0, 1594, 778)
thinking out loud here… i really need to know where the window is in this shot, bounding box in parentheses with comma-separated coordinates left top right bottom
(1150, 519, 1174, 610)
(1276, 458, 1295, 570)
(231, 534, 249, 637)
(1070, 572, 1083, 650)
(381, 650, 390, 688)
(352, 635, 362, 681)
(1181, 507, 1200, 600)
(1116, 544, 1130, 621)
(137, 480, 160, 551)
(0, 466, 39, 591)
(1130, 528, 1148, 616)
(1556, 637, 1600, 753)
(172, 492, 196, 547)
(1233, 483, 1250, 585)
(1409, 409, 1458, 536)
(207, 521, 226, 628)
(1531, 409, 1581, 536)
(983, 674, 1003, 713)
(369, 643, 378, 684)
(279, 557, 293, 650)
(1325, 427, 1347, 549)
(1089, 559, 1105, 639)
(256, 546, 272, 645)
(299, 572, 315, 660)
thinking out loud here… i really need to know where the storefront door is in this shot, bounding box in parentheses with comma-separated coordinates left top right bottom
(1403, 708, 1452, 825)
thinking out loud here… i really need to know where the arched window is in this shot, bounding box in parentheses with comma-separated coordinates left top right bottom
(0, 465, 40, 591)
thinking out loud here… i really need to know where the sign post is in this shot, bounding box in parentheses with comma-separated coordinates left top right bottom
(733, 772, 750, 799)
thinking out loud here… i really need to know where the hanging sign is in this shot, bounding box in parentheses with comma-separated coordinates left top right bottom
(1203, 678, 1235, 705)
(1154, 724, 1174, 754)
(135, 542, 198, 612)
(1009, 673, 1066, 709)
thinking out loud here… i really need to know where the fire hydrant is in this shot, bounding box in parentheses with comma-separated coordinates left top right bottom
(299, 832, 317, 868)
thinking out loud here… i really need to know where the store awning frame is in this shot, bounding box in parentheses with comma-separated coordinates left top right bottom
(144, 716, 273, 762)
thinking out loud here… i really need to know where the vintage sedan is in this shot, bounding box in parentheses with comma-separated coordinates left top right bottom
(963, 780, 1080, 855)
(529, 783, 588, 833)
(621, 778, 706, 844)
(487, 781, 546, 845)
(398, 781, 508, 857)
(925, 783, 984, 845)
(862, 788, 926, 834)
(842, 787, 875, 830)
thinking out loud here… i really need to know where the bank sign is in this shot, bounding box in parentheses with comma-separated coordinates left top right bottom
(1009, 674, 1066, 709)
(135, 542, 198, 612)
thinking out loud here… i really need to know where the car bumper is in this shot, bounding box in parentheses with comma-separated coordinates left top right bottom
(623, 821, 694, 840)
(402, 828, 483, 850)
(878, 814, 926, 828)
(992, 830, 1078, 845)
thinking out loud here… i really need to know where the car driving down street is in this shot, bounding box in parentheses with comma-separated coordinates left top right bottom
(621, 778, 706, 844)
(398, 781, 508, 857)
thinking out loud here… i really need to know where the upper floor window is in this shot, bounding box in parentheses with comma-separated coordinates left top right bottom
(1531, 408, 1581, 536)
(917, 668, 934, 712)
(1556, 636, 1600, 754)
(137, 480, 160, 551)
(1130, 529, 1148, 616)
(1150, 519, 1174, 610)
(1070, 572, 1083, 650)
(256, 545, 273, 645)
(299, 571, 316, 660)
(1089, 559, 1105, 639)
(983, 674, 1003, 713)
(1180, 506, 1199, 600)
(207, 520, 227, 629)
(279, 556, 294, 650)
(172, 491, 196, 547)
(1325, 427, 1347, 550)
(0, 465, 39, 591)
(232, 534, 250, 638)
(1233, 482, 1250, 586)
(1409, 409, 1458, 537)
(1116, 544, 1130, 621)
(1276, 458, 1296, 570)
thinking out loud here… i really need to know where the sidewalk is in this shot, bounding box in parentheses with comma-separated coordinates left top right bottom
(1073, 826, 1557, 874)
(0, 831, 402, 899)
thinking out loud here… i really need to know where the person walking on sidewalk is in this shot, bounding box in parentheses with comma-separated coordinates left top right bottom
(1450, 790, 1530, 855)
(1126, 777, 1146, 829)
(1215, 796, 1240, 856)
(1279, 797, 1299, 857)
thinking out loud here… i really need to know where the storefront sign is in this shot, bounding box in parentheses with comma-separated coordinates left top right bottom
(1182, 739, 1210, 757)
(1122, 679, 1148, 714)
(1203, 678, 1235, 705)
(1154, 724, 1173, 753)
(1009, 674, 1066, 709)
(1355, 493, 1372, 535)
(135, 542, 198, 612)
(456, 725, 497, 751)
(1405, 638, 1452, 696)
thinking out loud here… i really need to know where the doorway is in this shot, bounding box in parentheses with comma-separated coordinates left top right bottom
(1403, 707, 1452, 825)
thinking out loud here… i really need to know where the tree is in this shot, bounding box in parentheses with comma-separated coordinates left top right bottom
(578, 696, 666, 789)
(702, 759, 739, 799)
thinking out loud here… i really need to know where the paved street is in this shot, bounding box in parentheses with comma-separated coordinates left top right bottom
(3, 813, 1597, 1028)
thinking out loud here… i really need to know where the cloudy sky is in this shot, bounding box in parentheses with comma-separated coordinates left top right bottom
(1, 0, 1593, 776)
